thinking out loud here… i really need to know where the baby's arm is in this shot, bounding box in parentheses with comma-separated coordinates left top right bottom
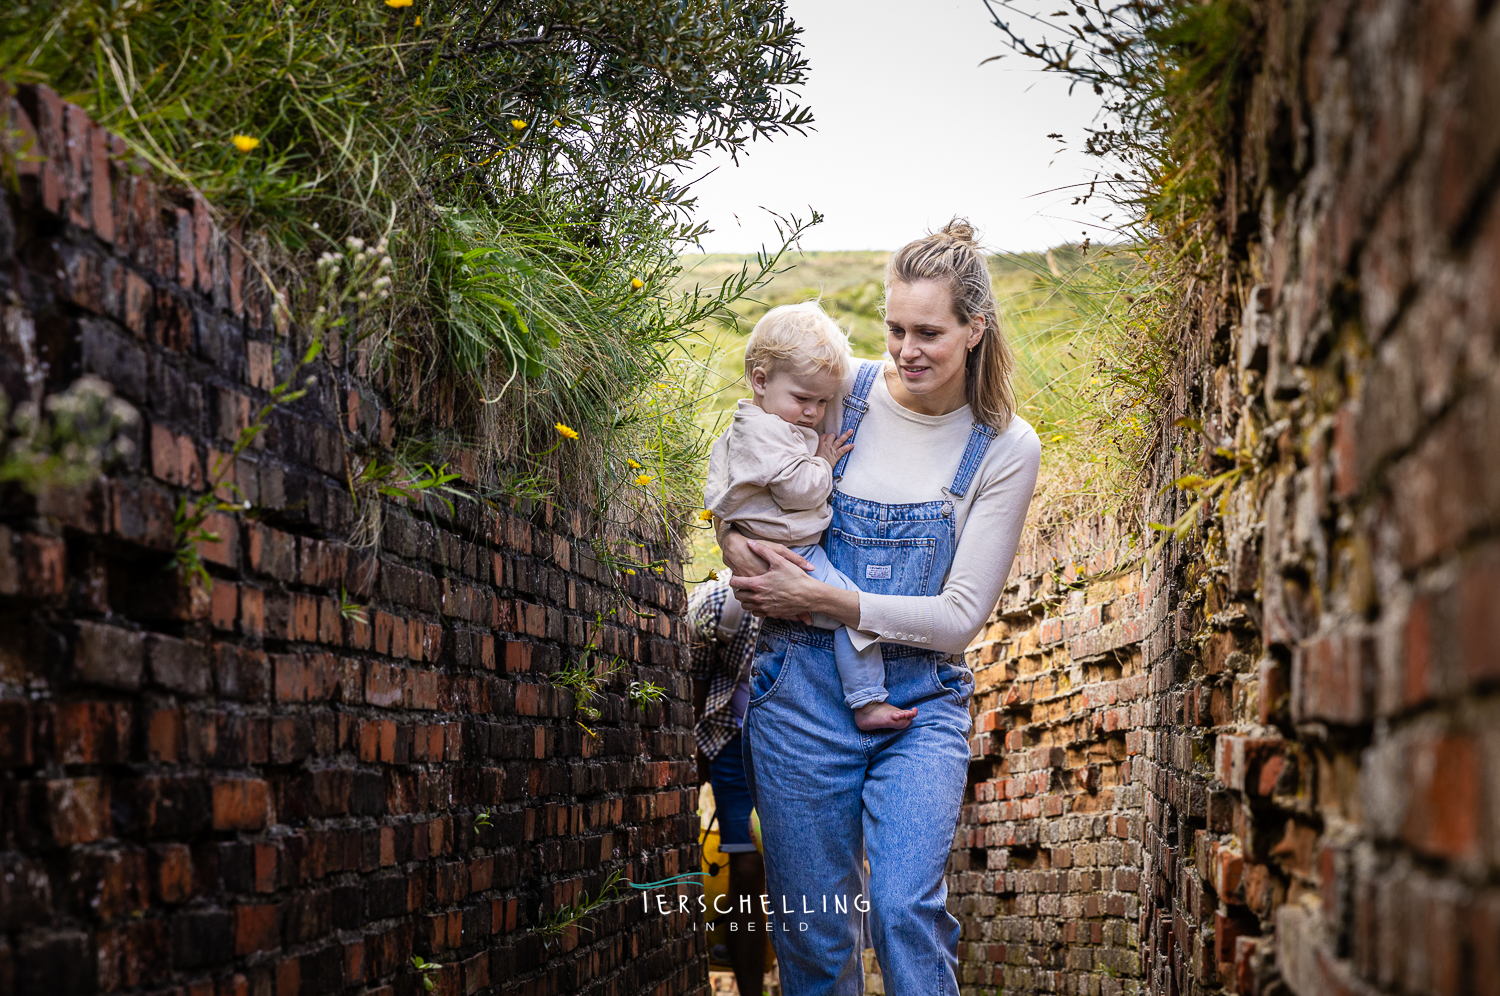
(765, 453, 833, 511)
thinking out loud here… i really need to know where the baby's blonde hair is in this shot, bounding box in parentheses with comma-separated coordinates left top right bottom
(743, 302, 851, 384)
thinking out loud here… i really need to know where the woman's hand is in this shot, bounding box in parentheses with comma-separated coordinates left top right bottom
(728, 541, 824, 623)
(718, 527, 814, 581)
(815, 428, 855, 468)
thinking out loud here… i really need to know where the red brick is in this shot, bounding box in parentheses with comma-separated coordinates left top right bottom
(149, 423, 202, 488)
(1216, 736, 1286, 796)
(197, 511, 239, 567)
(234, 903, 281, 955)
(51, 701, 131, 764)
(1293, 632, 1374, 724)
(213, 778, 270, 831)
(153, 843, 193, 904)
(1401, 733, 1481, 862)
(146, 707, 182, 762)
(504, 641, 531, 674)
(247, 340, 274, 390)
(1458, 544, 1500, 685)
(240, 586, 266, 638)
(211, 581, 239, 631)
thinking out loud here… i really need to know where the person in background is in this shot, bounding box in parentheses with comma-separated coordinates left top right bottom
(689, 576, 767, 996)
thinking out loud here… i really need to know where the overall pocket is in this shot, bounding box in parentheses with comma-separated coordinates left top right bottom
(748, 634, 791, 705)
(825, 530, 938, 596)
(932, 658, 975, 705)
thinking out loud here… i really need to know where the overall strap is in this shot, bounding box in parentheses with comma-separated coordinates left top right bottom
(833, 360, 881, 479)
(947, 422, 998, 498)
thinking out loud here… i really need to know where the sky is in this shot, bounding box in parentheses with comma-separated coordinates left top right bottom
(681, 0, 1115, 255)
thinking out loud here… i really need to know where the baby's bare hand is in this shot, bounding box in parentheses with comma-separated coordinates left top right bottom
(817, 429, 855, 467)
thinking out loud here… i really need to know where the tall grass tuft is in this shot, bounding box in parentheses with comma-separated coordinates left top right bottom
(1, 0, 816, 544)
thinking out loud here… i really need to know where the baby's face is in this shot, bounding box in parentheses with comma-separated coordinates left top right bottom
(752, 366, 843, 428)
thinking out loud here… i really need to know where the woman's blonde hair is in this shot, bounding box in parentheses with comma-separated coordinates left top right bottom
(886, 218, 1016, 429)
(743, 301, 851, 383)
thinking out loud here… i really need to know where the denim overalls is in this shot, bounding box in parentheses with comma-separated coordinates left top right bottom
(742, 360, 996, 995)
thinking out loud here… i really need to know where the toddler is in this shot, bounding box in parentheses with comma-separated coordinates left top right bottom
(705, 302, 917, 731)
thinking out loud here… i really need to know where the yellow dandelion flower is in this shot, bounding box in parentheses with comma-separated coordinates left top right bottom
(705, 569, 718, 581)
(627, 459, 642, 470)
(623, 568, 636, 576)
(415, 15, 422, 24)
(697, 508, 713, 522)
(385, 0, 413, 7)
(635, 474, 653, 486)
(554, 422, 579, 440)
(631, 277, 644, 289)
(231, 135, 260, 153)
(511, 119, 528, 131)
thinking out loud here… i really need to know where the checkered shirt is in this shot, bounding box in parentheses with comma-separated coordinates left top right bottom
(687, 578, 762, 762)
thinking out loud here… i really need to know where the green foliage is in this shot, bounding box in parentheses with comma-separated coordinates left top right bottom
(550, 655, 626, 728)
(532, 869, 625, 947)
(1, 0, 815, 531)
(0, 376, 138, 494)
(627, 679, 666, 709)
(981, 0, 1260, 530)
(409, 956, 442, 993)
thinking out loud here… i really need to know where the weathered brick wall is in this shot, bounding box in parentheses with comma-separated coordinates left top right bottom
(953, 515, 1148, 995)
(1133, 0, 1500, 993)
(0, 84, 703, 996)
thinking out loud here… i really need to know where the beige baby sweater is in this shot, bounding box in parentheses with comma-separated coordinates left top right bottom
(704, 400, 832, 546)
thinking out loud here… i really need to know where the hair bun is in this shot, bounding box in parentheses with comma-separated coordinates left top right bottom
(940, 217, 977, 243)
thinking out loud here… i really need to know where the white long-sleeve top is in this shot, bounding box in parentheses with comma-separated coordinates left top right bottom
(705, 400, 834, 547)
(833, 365, 1041, 655)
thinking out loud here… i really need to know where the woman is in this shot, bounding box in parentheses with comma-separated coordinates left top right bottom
(720, 220, 1041, 994)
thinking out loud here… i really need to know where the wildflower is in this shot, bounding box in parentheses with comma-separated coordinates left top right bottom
(697, 508, 713, 522)
(231, 135, 260, 153)
(385, 0, 413, 7)
(415, 15, 421, 24)
(705, 569, 718, 581)
(627, 459, 642, 470)
(635, 474, 653, 486)
(653, 566, 665, 575)
(631, 277, 644, 289)
(511, 119, 528, 131)
(623, 568, 636, 576)
(554, 422, 579, 440)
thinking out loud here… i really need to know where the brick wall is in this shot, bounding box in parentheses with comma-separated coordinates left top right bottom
(952, 2, 1500, 994)
(953, 515, 1148, 995)
(1132, 0, 1500, 993)
(0, 84, 704, 996)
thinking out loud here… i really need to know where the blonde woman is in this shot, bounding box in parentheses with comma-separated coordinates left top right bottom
(721, 220, 1041, 994)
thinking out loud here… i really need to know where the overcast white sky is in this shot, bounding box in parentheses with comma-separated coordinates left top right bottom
(681, 0, 1115, 254)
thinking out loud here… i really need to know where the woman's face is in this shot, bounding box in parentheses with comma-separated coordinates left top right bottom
(884, 279, 983, 410)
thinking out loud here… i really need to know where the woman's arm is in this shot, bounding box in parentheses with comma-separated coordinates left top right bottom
(715, 519, 816, 581)
(727, 541, 861, 626)
(856, 433, 1041, 653)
